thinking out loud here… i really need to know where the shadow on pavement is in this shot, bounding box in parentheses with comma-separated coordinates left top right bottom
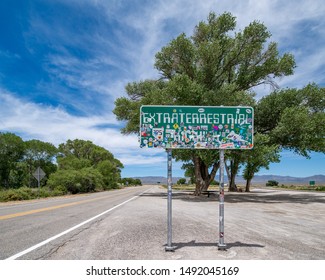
(169, 240, 264, 250)
(140, 190, 325, 204)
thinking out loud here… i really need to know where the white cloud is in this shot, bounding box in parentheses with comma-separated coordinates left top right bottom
(118, 153, 166, 166)
(1, 0, 324, 177)
(0, 91, 151, 165)
(279, 47, 325, 88)
(114, 0, 325, 91)
(26, 0, 325, 107)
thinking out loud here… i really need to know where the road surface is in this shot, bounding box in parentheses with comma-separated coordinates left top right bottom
(0, 185, 324, 259)
(0, 185, 152, 259)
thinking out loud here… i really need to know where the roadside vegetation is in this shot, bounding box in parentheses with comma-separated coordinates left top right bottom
(0, 181, 142, 202)
(0, 134, 141, 202)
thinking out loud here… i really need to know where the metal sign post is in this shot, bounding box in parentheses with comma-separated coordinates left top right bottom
(218, 150, 227, 250)
(139, 105, 254, 252)
(33, 167, 46, 199)
(165, 149, 176, 251)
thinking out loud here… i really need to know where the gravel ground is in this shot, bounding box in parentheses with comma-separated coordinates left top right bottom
(30, 186, 325, 260)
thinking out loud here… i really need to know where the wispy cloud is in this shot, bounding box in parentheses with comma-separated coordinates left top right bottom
(0, 89, 167, 170)
(1, 0, 324, 176)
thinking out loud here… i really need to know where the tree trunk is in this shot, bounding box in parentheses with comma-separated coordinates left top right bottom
(193, 155, 219, 196)
(229, 169, 237, 191)
(227, 151, 245, 192)
(228, 159, 238, 192)
(225, 162, 231, 182)
(245, 178, 252, 192)
(193, 155, 204, 195)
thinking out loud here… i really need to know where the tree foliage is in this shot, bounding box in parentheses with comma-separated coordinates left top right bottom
(0, 133, 25, 188)
(120, 177, 142, 186)
(177, 178, 187, 185)
(23, 139, 58, 187)
(0, 134, 124, 195)
(49, 139, 124, 193)
(255, 83, 325, 156)
(114, 11, 296, 194)
(47, 168, 105, 194)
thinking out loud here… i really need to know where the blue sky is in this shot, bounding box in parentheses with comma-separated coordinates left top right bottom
(0, 0, 324, 179)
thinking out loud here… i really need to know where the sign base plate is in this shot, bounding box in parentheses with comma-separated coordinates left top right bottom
(165, 246, 177, 252)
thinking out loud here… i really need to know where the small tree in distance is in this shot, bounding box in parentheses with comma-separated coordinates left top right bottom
(177, 178, 187, 185)
(266, 180, 279, 187)
(242, 134, 280, 192)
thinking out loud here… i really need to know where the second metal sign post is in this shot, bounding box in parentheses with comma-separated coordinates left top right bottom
(139, 105, 254, 252)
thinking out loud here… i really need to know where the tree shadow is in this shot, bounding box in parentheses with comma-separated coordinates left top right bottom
(224, 192, 325, 204)
(168, 240, 264, 250)
(140, 190, 325, 205)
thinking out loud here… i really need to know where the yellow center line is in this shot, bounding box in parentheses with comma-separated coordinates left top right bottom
(0, 189, 137, 221)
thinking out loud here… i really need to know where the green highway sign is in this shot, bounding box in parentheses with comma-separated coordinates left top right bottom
(140, 105, 254, 149)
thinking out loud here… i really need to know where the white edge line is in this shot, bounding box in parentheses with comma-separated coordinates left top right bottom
(5, 187, 153, 260)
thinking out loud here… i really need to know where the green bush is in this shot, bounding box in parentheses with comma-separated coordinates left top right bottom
(266, 180, 279, 186)
(0, 189, 22, 201)
(96, 160, 122, 189)
(0, 185, 69, 202)
(210, 180, 219, 185)
(47, 168, 104, 194)
(177, 178, 187, 185)
(17, 186, 34, 197)
(120, 178, 142, 186)
(0, 187, 35, 201)
(39, 187, 52, 198)
(315, 186, 325, 191)
(52, 185, 68, 196)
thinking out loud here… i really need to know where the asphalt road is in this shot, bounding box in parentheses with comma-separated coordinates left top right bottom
(1, 185, 324, 260)
(0, 185, 152, 259)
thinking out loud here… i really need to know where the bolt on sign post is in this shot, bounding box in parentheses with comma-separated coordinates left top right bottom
(140, 105, 254, 251)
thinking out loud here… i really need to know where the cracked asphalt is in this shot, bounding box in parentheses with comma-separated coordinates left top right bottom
(1, 185, 324, 259)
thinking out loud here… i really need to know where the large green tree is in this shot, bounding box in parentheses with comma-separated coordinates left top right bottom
(51, 139, 123, 192)
(114, 11, 295, 195)
(241, 84, 325, 189)
(23, 139, 58, 187)
(0, 132, 25, 188)
(255, 83, 325, 156)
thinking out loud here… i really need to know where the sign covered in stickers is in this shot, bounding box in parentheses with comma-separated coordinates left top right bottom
(139, 105, 254, 149)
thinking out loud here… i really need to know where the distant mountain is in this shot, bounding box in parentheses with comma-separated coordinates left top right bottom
(133, 175, 325, 185)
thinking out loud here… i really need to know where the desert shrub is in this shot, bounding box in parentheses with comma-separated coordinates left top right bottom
(52, 185, 68, 196)
(177, 178, 187, 185)
(266, 180, 279, 186)
(0, 187, 34, 201)
(15, 187, 35, 200)
(133, 179, 142, 186)
(120, 178, 142, 186)
(0, 189, 22, 201)
(39, 187, 52, 198)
